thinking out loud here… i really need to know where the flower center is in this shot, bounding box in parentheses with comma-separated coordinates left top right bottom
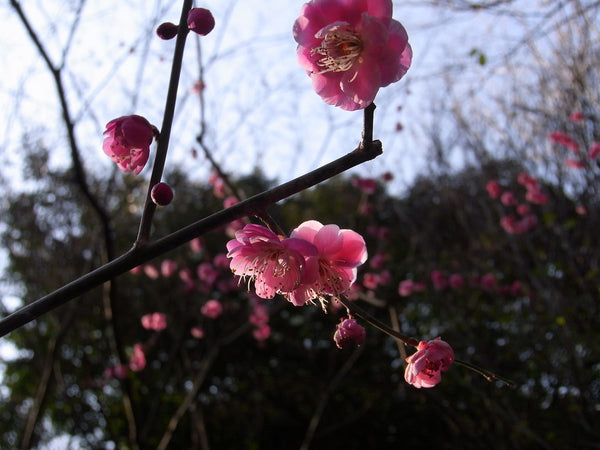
(311, 24, 363, 74)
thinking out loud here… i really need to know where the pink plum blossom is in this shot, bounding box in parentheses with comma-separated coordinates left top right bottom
(517, 172, 539, 192)
(430, 270, 447, 291)
(161, 259, 178, 277)
(548, 131, 579, 153)
(525, 189, 549, 205)
(565, 158, 585, 169)
(253, 324, 271, 342)
(448, 273, 464, 290)
(485, 180, 502, 199)
(404, 337, 454, 388)
(500, 191, 518, 206)
(293, 0, 412, 110)
(102, 115, 156, 174)
(141, 312, 167, 331)
(201, 299, 223, 319)
(129, 344, 146, 372)
(569, 111, 584, 122)
(288, 220, 367, 305)
(143, 264, 160, 279)
(588, 142, 600, 159)
(226, 224, 318, 299)
(333, 317, 366, 348)
(190, 327, 205, 339)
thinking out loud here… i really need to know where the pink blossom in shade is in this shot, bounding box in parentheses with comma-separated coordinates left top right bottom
(378, 270, 391, 286)
(516, 203, 531, 216)
(129, 344, 146, 372)
(293, 0, 412, 111)
(352, 176, 378, 194)
(190, 327, 205, 339)
(448, 273, 465, 290)
(430, 270, 447, 291)
(143, 264, 160, 279)
(548, 131, 579, 153)
(480, 273, 497, 292)
(362, 272, 380, 290)
(189, 237, 204, 253)
(161, 259, 178, 277)
(485, 180, 502, 199)
(500, 215, 524, 234)
(565, 158, 585, 169)
(223, 195, 239, 208)
(212, 253, 230, 269)
(141, 313, 167, 331)
(575, 205, 587, 215)
(370, 252, 386, 269)
(569, 111, 584, 122)
(105, 365, 129, 380)
(226, 224, 318, 300)
(333, 318, 366, 349)
(249, 304, 270, 327)
(197, 263, 219, 286)
(288, 221, 368, 305)
(253, 324, 271, 342)
(500, 191, 518, 206)
(201, 299, 223, 319)
(510, 280, 523, 297)
(130, 266, 142, 275)
(102, 115, 156, 175)
(588, 142, 600, 159)
(398, 279, 415, 296)
(382, 171, 394, 182)
(517, 172, 539, 192)
(525, 189, 549, 205)
(404, 337, 454, 388)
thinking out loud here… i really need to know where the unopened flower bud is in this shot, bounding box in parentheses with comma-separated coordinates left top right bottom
(151, 182, 174, 206)
(333, 318, 366, 349)
(187, 8, 215, 36)
(157, 22, 179, 40)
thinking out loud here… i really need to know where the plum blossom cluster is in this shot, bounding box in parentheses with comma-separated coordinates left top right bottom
(226, 221, 367, 306)
(486, 173, 548, 235)
(293, 0, 412, 110)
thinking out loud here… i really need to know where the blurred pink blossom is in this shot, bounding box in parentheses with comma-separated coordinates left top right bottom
(569, 111, 584, 122)
(480, 273, 497, 292)
(190, 327, 205, 339)
(102, 115, 156, 174)
(430, 270, 447, 290)
(588, 142, 600, 159)
(485, 180, 502, 199)
(143, 264, 160, 279)
(141, 312, 167, 331)
(201, 299, 223, 319)
(293, 0, 412, 110)
(161, 259, 178, 277)
(253, 324, 271, 342)
(517, 172, 539, 192)
(404, 337, 454, 388)
(525, 190, 549, 205)
(197, 263, 219, 286)
(129, 344, 146, 372)
(333, 317, 366, 349)
(500, 191, 518, 206)
(448, 273, 464, 290)
(565, 158, 585, 169)
(548, 131, 579, 153)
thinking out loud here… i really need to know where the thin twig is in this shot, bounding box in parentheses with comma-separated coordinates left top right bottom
(135, 0, 194, 246)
